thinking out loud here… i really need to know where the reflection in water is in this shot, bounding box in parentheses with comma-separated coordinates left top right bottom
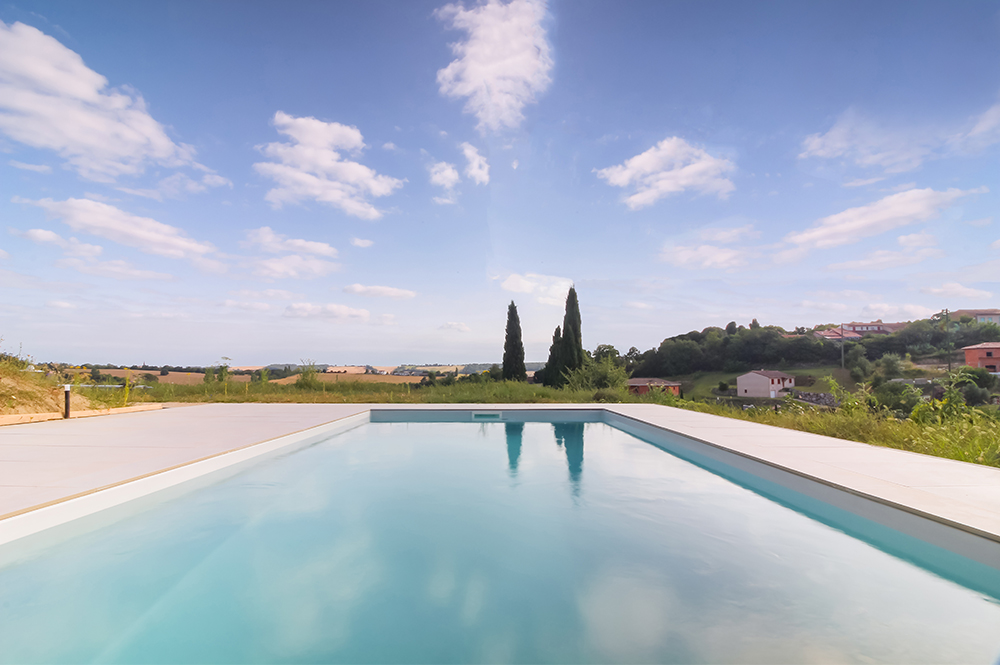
(553, 423, 585, 494)
(504, 422, 523, 476)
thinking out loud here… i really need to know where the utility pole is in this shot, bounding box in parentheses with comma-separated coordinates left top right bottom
(841, 322, 845, 370)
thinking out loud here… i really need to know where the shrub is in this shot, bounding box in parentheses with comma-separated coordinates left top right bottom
(593, 388, 623, 403)
(718, 381, 729, 392)
(564, 357, 628, 391)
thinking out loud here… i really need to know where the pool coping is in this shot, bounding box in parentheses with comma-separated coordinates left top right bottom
(1, 403, 998, 571)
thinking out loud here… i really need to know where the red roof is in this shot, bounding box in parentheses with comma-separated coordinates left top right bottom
(627, 378, 681, 386)
(747, 370, 794, 379)
(962, 342, 1000, 350)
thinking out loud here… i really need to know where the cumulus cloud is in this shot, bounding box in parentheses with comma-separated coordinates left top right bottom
(57, 257, 171, 280)
(283, 302, 370, 321)
(660, 244, 747, 270)
(460, 142, 489, 184)
(860, 303, 936, 320)
(343, 284, 416, 299)
(920, 282, 992, 299)
(500, 272, 572, 305)
(253, 254, 339, 280)
(14, 227, 102, 257)
(440, 321, 471, 332)
(429, 161, 460, 204)
(350, 237, 373, 248)
(786, 187, 983, 250)
(596, 137, 735, 209)
(382, 142, 398, 151)
(8, 160, 50, 173)
(698, 224, 758, 244)
(244, 226, 337, 257)
(15, 197, 215, 260)
(253, 111, 403, 220)
(0, 21, 198, 181)
(436, 0, 552, 133)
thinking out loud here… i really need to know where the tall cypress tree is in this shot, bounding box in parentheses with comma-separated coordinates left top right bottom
(559, 286, 584, 374)
(541, 325, 563, 386)
(502, 301, 527, 381)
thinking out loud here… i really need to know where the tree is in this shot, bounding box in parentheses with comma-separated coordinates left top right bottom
(749, 318, 761, 330)
(560, 286, 584, 374)
(540, 326, 563, 386)
(502, 301, 527, 381)
(593, 344, 622, 366)
(725, 321, 738, 335)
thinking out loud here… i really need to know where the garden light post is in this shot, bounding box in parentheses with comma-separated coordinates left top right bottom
(63, 384, 71, 419)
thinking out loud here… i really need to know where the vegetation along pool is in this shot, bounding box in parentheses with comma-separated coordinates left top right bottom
(1, 419, 998, 663)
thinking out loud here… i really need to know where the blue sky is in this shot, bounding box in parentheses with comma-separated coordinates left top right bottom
(1, 1, 998, 366)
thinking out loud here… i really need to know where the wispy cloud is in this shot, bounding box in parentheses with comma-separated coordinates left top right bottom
(350, 237, 373, 248)
(13, 227, 102, 258)
(827, 247, 942, 272)
(436, 0, 552, 133)
(860, 303, 936, 320)
(244, 226, 337, 257)
(283, 302, 370, 321)
(786, 187, 983, 250)
(8, 160, 50, 173)
(920, 282, 992, 300)
(429, 161, 460, 204)
(800, 109, 937, 174)
(0, 21, 199, 181)
(253, 111, 403, 219)
(223, 299, 271, 311)
(57, 257, 171, 281)
(253, 254, 339, 279)
(500, 272, 572, 305)
(231, 288, 301, 300)
(660, 244, 747, 270)
(117, 172, 232, 201)
(440, 321, 470, 332)
(698, 224, 758, 244)
(343, 284, 416, 299)
(596, 137, 735, 209)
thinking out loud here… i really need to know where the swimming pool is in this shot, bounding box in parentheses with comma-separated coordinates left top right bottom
(1, 415, 998, 663)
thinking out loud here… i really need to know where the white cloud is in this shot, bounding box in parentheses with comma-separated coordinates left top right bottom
(860, 303, 936, 320)
(429, 161, 460, 204)
(436, 0, 552, 133)
(799, 109, 936, 173)
(660, 244, 747, 270)
(596, 137, 735, 209)
(786, 187, 982, 250)
(0, 21, 198, 181)
(350, 237, 373, 248)
(500, 272, 572, 305)
(17, 197, 215, 260)
(8, 160, 50, 173)
(440, 321, 470, 332)
(343, 284, 416, 299)
(795, 300, 848, 312)
(958, 100, 1000, 151)
(0, 248, 7, 259)
(897, 231, 937, 248)
(511, 159, 519, 170)
(827, 247, 942, 272)
(460, 142, 489, 184)
(57, 257, 171, 280)
(920, 282, 992, 300)
(222, 299, 271, 311)
(253, 254, 339, 279)
(118, 172, 232, 201)
(15, 227, 102, 258)
(698, 224, 758, 244)
(382, 142, 398, 151)
(47, 300, 75, 309)
(843, 177, 884, 188)
(283, 302, 370, 322)
(625, 301, 652, 310)
(244, 226, 337, 257)
(968, 217, 992, 227)
(231, 288, 301, 300)
(253, 111, 403, 220)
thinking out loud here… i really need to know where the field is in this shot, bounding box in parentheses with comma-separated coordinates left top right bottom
(271, 373, 424, 385)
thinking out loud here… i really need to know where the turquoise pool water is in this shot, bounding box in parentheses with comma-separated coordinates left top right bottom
(1, 421, 999, 663)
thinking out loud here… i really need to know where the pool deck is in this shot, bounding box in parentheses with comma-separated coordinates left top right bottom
(1, 402, 998, 551)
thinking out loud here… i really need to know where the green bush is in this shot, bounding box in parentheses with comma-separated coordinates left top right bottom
(593, 387, 624, 403)
(564, 357, 629, 391)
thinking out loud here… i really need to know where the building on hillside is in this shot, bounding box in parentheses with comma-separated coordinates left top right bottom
(842, 320, 909, 335)
(813, 328, 862, 343)
(951, 309, 1000, 325)
(962, 342, 1000, 372)
(737, 370, 795, 398)
(627, 378, 681, 396)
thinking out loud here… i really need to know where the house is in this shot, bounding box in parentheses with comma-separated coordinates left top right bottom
(842, 320, 908, 335)
(627, 378, 681, 396)
(951, 309, 1000, 325)
(962, 342, 1000, 372)
(737, 370, 794, 398)
(813, 328, 862, 343)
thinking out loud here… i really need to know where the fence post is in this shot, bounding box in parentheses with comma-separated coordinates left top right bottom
(64, 384, 71, 419)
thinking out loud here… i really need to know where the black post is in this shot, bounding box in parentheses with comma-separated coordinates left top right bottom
(63, 385, 71, 419)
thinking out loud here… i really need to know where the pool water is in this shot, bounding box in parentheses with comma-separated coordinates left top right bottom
(1, 421, 998, 663)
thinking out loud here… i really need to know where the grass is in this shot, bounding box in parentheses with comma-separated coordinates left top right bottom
(669, 365, 859, 400)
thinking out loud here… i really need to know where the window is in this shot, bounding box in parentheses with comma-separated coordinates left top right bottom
(987, 351, 993, 358)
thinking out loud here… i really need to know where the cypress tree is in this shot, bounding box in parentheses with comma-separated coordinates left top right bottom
(541, 325, 563, 386)
(502, 301, 527, 381)
(559, 286, 584, 374)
